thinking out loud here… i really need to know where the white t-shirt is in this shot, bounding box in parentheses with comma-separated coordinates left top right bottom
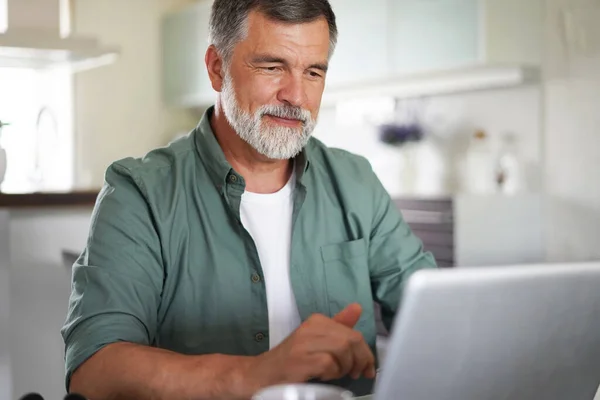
(240, 171, 301, 348)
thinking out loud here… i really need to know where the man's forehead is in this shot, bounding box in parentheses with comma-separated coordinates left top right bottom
(240, 10, 331, 56)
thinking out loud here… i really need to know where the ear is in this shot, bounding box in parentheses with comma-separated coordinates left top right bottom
(205, 45, 225, 92)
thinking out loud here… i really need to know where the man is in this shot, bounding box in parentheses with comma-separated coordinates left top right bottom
(61, 0, 436, 398)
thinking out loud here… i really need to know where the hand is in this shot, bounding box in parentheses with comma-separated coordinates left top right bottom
(249, 303, 376, 387)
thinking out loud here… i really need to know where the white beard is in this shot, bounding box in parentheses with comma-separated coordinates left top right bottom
(220, 72, 317, 160)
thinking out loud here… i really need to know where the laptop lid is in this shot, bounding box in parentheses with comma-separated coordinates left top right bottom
(375, 262, 600, 400)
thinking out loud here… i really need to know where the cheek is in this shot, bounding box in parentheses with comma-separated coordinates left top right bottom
(230, 73, 278, 112)
(248, 76, 281, 103)
(305, 82, 325, 115)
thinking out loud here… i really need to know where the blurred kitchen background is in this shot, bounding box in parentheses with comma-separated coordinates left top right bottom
(0, 0, 599, 399)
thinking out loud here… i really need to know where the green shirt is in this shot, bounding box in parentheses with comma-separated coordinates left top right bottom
(61, 107, 437, 396)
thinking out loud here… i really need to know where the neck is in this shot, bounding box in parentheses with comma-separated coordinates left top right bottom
(211, 102, 293, 194)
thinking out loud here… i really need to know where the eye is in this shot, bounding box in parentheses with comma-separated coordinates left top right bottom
(261, 66, 281, 72)
(308, 70, 323, 79)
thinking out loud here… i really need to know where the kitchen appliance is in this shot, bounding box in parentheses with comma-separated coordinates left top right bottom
(0, 0, 119, 71)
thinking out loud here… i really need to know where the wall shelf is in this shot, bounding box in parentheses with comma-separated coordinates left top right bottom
(321, 64, 540, 106)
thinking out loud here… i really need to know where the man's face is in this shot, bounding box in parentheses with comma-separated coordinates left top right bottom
(219, 10, 331, 160)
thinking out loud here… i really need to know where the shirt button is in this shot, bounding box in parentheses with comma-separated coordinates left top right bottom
(229, 174, 237, 183)
(251, 273, 261, 283)
(255, 332, 265, 342)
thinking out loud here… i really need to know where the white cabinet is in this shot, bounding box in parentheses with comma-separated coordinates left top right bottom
(0, 209, 92, 400)
(326, 0, 391, 87)
(335, 0, 541, 82)
(162, 1, 214, 107)
(454, 194, 544, 267)
(0, 212, 11, 400)
(389, 0, 543, 75)
(161, 0, 542, 107)
(390, 0, 480, 74)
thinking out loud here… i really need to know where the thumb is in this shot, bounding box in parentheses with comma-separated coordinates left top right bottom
(333, 303, 362, 328)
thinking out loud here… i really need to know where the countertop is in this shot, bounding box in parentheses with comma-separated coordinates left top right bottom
(0, 189, 100, 208)
(0, 190, 449, 209)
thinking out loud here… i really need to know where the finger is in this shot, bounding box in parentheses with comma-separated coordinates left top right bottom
(303, 311, 367, 379)
(329, 338, 355, 377)
(363, 364, 377, 379)
(310, 353, 342, 382)
(347, 331, 375, 379)
(304, 334, 355, 378)
(305, 327, 368, 379)
(332, 303, 362, 328)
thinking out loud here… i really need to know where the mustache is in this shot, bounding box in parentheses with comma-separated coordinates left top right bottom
(258, 104, 311, 124)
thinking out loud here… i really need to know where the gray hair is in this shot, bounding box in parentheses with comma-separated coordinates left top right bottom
(209, 0, 338, 63)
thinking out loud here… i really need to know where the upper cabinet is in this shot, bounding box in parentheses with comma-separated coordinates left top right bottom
(390, 0, 480, 74)
(161, 0, 543, 108)
(324, 0, 542, 96)
(162, 1, 213, 108)
(326, 0, 391, 87)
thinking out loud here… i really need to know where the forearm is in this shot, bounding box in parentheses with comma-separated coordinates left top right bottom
(70, 342, 262, 400)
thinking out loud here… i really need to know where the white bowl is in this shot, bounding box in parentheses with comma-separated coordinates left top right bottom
(252, 383, 354, 400)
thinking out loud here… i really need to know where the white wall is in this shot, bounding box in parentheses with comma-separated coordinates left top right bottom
(543, 0, 600, 262)
(72, 0, 201, 188)
(484, 0, 544, 66)
(314, 85, 542, 198)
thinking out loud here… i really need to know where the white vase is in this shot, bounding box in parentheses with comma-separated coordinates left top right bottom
(414, 136, 450, 196)
(400, 143, 419, 194)
(460, 130, 496, 194)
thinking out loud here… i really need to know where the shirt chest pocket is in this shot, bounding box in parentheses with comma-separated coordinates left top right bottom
(321, 238, 372, 318)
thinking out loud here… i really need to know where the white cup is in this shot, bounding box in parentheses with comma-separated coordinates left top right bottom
(252, 383, 354, 400)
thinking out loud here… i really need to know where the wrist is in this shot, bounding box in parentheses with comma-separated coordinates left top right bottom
(230, 355, 273, 399)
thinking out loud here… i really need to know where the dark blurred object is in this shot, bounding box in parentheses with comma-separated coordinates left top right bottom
(19, 394, 44, 400)
(375, 197, 455, 336)
(378, 122, 424, 146)
(394, 197, 454, 268)
(17, 392, 87, 400)
(64, 394, 87, 400)
(378, 97, 427, 147)
(61, 249, 80, 269)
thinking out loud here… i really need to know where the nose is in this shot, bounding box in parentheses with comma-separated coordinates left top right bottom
(276, 72, 307, 108)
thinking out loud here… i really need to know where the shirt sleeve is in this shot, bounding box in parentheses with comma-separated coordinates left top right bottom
(368, 173, 437, 332)
(60, 162, 164, 390)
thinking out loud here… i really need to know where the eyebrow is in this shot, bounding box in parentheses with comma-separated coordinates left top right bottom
(309, 62, 329, 73)
(250, 54, 329, 73)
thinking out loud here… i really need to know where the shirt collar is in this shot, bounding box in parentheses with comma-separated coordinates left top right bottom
(194, 106, 311, 188)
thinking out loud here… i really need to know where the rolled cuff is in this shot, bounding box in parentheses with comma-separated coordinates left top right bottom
(63, 313, 151, 391)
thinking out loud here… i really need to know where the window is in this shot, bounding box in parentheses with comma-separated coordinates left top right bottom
(0, 67, 74, 193)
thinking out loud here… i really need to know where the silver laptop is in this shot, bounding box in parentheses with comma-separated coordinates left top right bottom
(371, 262, 600, 400)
